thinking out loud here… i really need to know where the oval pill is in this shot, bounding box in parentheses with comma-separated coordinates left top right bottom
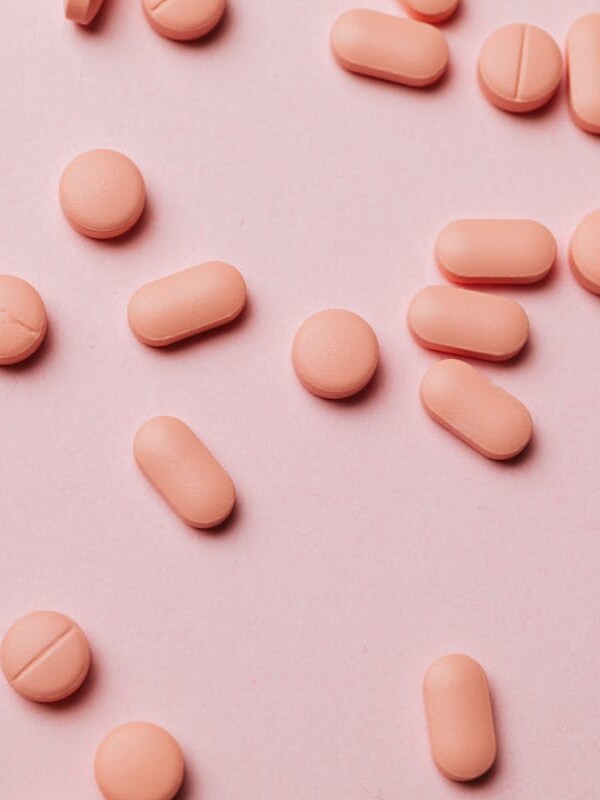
(400, 0, 458, 24)
(331, 10, 449, 88)
(142, 0, 226, 41)
(436, 219, 556, 285)
(420, 359, 532, 460)
(64, 0, 105, 25)
(0, 275, 47, 365)
(424, 654, 497, 782)
(1, 611, 90, 703)
(568, 15, 600, 134)
(569, 210, 600, 294)
(134, 416, 235, 529)
(408, 285, 529, 361)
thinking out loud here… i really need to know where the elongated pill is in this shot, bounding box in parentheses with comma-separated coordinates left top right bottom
(400, 0, 458, 24)
(408, 285, 529, 361)
(420, 359, 532, 460)
(142, 0, 225, 41)
(568, 15, 600, 134)
(424, 654, 497, 782)
(64, 0, 105, 25)
(331, 10, 449, 87)
(0, 275, 47, 365)
(436, 219, 556, 285)
(134, 416, 235, 529)
(570, 210, 600, 294)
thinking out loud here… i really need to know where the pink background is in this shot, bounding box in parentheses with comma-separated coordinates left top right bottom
(1, 0, 600, 796)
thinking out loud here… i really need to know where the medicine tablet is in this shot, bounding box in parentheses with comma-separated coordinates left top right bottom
(0, 275, 47, 365)
(142, 0, 226, 41)
(436, 219, 556, 285)
(567, 15, 600, 134)
(478, 24, 562, 113)
(408, 285, 529, 361)
(420, 359, 532, 460)
(292, 309, 379, 400)
(331, 10, 449, 88)
(134, 415, 235, 529)
(60, 149, 146, 240)
(1, 611, 90, 703)
(400, 0, 458, 24)
(570, 210, 600, 294)
(64, 0, 105, 25)
(424, 654, 497, 782)
(128, 261, 246, 347)
(95, 722, 185, 800)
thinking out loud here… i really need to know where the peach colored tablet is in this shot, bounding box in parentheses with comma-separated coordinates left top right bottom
(478, 24, 562, 113)
(292, 309, 379, 400)
(128, 261, 246, 347)
(569, 210, 600, 294)
(134, 415, 235, 529)
(420, 359, 532, 460)
(60, 149, 146, 240)
(142, 0, 226, 41)
(436, 219, 556, 285)
(0, 275, 47, 365)
(408, 285, 529, 361)
(1, 611, 90, 703)
(424, 654, 497, 782)
(331, 10, 449, 88)
(567, 15, 600, 134)
(400, 0, 458, 24)
(95, 722, 184, 800)
(64, 0, 104, 25)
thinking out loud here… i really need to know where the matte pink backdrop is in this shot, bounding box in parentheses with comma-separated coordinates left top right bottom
(1, 0, 600, 796)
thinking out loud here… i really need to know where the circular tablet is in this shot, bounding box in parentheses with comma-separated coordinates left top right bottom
(1, 611, 90, 703)
(478, 24, 562, 113)
(64, 0, 105, 25)
(570, 210, 600, 294)
(60, 149, 146, 239)
(142, 0, 226, 42)
(95, 722, 185, 800)
(401, 0, 459, 24)
(0, 276, 47, 365)
(292, 309, 379, 400)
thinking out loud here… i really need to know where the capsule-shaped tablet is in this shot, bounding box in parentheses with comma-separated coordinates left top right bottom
(424, 654, 497, 782)
(400, 0, 459, 24)
(128, 262, 246, 347)
(570, 210, 600, 294)
(64, 0, 105, 25)
(134, 416, 235, 529)
(408, 285, 529, 361)
(420, 359, 532, 460)
(331, 10, 449, 88)
(436, 219, 556, 285)
(567, 15, 600, 134)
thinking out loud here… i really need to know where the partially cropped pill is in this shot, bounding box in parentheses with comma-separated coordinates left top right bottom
(436, 219, 556, 285)
(331, 10, 449, 88)
(134, 416, 235, 529)
(424, 654, 497, 782)
(142, 0, 226, 41)
(408, 285, 529, 361)
(420, 359, 532, 460)
(128, 261, 246, 347)
(570, 210, 600, 294)
(1, 611, 90, 703)
(567, 15, 600, 134)
(64, 0, 104, 25)
(0, 275, 47, 365)
(478, 24, 562, 113)
(400, 0, 458, 24)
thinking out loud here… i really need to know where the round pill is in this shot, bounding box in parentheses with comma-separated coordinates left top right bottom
(400, 0, 459, 24)
(292, 309, 379, 400)
(0, 275, 47, 365)
(1, 610, 90, 703)
(95, 722, 185, 800)
(142, 0, 226, 42)
(478, 24, 562, 113)
(60, 149, 146, 240)
(64, 0, 105, 25)
(570, 210, 600, 294)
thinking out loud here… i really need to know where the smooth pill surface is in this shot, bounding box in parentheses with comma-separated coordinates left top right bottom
(401, 0, 458, 24)
(420, 359, 532, 460)
(142, 0, 225, 41)
(128, 261, 246, 347)
(570, 210, 600, 294)
(331, 10, 449, 87)
(478, 24, 562, 113)
(95, 722, 184, 800)
(408, 285, 529, 361)
(0, 275, 47, 365)
(424, 654, 497, 782)
(292, 309, 379, 400)
(1, 611, 90, 703)
(134, 416, 235, 529)
(436, 219, 556, 285)
(64, 0, 104, 25)
(60, 149, 146, 240)
(568, 15, 600, 134)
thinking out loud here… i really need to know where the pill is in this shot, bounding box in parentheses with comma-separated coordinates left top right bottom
(331, 10, 449, 88)
(436, 219, 556, 285)
(424, 654, 497, 782)
(64, 0, 104, 25)
(400, 0, 459, 24)
(420, 359, 532, 460)
(60, 149, 146, 240)
(1, 611, 90, 703)
(567, 15, 600, 134)
(569, 210, 600, 294)
(95, 722, 185, 800)
(408, 285, 529, 361)
(128, 261, 246, 347)
(478, 24, 562, 113)
(0, 275, 48, 366)
(142, 0, 226, 41)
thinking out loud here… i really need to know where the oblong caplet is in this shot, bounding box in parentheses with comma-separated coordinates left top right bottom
(424, 654, 497, 782)
(420, 359, 532, 460)
(331, 9, 449, 87)
(401, 0, 459, 24)
(134, 416, 235, 529)
(567, 15, 600, 134)
(435, 219, 556, 285)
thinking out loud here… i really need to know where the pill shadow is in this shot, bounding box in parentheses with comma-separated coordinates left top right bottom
(176, 765, 201, 800)
(98, 197, 155, 249)
(181, 5, 234, 49)
(329, 357, 388, 409)
(198, 494, 242, 539)
(71, 0, 117, 35)
(35, 656, 99, 716)
(6, 323, 54, 373)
